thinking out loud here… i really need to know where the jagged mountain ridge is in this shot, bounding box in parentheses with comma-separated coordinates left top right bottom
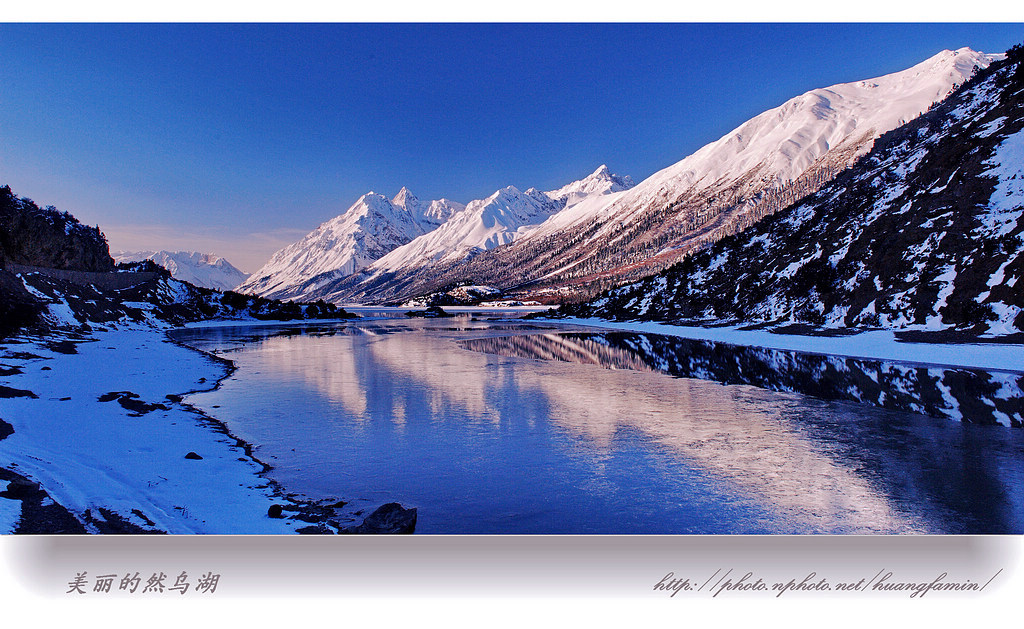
(366, 165, 637, 274)
(240, 164, 633, 301)
(237, 189, 465, 300)
(544, 164, 635, 207)
(566, 52, 1024, 337)
(295, 47, 1000, 305)
(113, 250, 250, 291)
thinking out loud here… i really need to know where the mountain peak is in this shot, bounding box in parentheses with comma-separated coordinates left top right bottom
(113, 250, 249, 291)
(392, 186, 420, 208)
(545, 165, 635, 207)
(496, 185, 523, 198)
(239, 48, 1004, 306)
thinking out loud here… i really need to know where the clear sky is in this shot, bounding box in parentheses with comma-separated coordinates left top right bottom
(1, 22, 1021, 272)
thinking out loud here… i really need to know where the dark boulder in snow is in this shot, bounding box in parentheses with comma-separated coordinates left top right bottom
(0, 385, 38, 399)
(2, 477, 40, 498)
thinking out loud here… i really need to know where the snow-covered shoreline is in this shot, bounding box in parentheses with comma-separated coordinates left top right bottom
(553, 317, 1024, 373)
(0, 326, 304, 534)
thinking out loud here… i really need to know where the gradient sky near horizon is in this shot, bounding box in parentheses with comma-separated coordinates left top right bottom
(1, 22, 1022, 272)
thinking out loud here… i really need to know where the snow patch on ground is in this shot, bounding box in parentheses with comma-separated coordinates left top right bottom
(986, 302, 1023, 337)
(690, 252, 729, 284)
(980, 126, 1024, 238)
(863, 184, 908, 225)
(42, 299, 82, 328)
(778, 246, 822, 279)
(976, 116, 1007, 138)
(977, 257, 1014, 303)
(18, 276, 50, 300)
(926, 264, 958, 328)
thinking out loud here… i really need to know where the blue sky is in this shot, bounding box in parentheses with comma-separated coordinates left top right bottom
(0, 23, 1021, 271)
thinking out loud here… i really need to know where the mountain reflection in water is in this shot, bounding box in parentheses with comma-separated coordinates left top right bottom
(174, 319, 1024, 534)
(461, 332, 1024, 426)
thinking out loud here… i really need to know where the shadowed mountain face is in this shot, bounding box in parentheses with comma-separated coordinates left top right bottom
(569, 54, 1024, 336)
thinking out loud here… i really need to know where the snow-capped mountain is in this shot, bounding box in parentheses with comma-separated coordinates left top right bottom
(360, 165, 635, 286)
(243, 48, 1000, 306)
(438, 47, 1004, 302)
(237, 191, 464, 300)
(567, 50, 1023, 336)
(242, 164, 633, 302)
(371, 186, 560, 270)
(546, 164, 635, 206)
(113, 250, 250, 291)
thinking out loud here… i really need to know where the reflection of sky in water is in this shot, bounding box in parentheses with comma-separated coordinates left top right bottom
(176, 319, 1024, 534)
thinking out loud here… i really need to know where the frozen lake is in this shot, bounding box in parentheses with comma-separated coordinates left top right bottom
(171, 314, 1024, 534)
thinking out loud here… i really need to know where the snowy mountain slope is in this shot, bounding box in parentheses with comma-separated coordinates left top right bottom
(370, 185, 560, 271)
(244, 48, 998, 306)
(114, 250, 250, 291)
(9, 265, 355, 336)
(566, 51, 1024, 337)
(313, 165, 636, 302)
(334, 47, 998, 305)
(237, 191, 464, 300)
(243, 164, 633, 302)
(440, 47, 1004, 301)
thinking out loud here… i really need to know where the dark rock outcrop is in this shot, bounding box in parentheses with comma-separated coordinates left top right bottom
(0, 185, 114, 272)
(296, 524, 333, 534)
(405, 305, 454, 318)
(0, 467, 87, 534)
(0, 269, 44, 337)
(0, 385, 38, 399)
(339, 502, 417, 534)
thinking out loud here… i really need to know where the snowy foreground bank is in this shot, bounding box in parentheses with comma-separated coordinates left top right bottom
(0, 326, 302, 534)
